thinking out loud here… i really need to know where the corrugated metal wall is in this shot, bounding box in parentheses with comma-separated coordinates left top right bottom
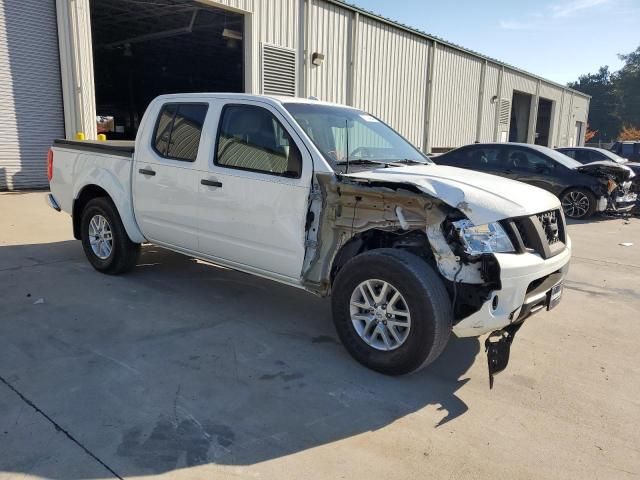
(539, 82, 564, 147)
(253, 0, 299, 94)
(572, 94, 589, 146)
(212, 0, 253, 11)
(305, 0, 351, 104)
(430, 45, 483, 148)
(23, 0, 592, 194)
(351, 15, 429, 147)
(502, 69, 538, 97)
(0, 0, 64, 190)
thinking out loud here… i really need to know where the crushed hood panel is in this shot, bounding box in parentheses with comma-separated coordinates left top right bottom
(343, 164, 560, 224)
(577, 161, 634, 182)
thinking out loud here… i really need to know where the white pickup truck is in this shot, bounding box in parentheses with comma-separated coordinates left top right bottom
(48, 93, 571, 384)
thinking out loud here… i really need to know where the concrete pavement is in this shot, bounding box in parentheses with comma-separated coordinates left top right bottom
(1, 192, 639, 479)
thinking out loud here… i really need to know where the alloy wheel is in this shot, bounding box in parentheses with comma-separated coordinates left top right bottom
(88, 214, 113, 259)
(561, 191, 590, 218)
(349, 279, 411, 351)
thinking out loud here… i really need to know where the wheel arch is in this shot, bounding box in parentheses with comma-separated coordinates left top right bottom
(558, 185, 598, 218)
(330, 228, 437, 286)
(72, 180, 145, 243)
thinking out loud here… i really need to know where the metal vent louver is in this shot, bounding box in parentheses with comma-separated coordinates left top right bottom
(261, 44, 296, 96)
(499, 100, 511, 125)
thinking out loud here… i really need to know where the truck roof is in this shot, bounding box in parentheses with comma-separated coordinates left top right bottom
(152, 92, 361, 110)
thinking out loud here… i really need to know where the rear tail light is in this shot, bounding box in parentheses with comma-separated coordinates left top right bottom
(47, 148, 53, 182)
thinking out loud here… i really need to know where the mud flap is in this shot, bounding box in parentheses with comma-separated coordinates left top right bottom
(485, 323, 523, 389)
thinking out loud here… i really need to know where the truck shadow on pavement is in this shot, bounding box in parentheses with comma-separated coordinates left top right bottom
(0, 241, 480, 479)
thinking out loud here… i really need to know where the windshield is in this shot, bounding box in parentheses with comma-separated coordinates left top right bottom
(283, 103, 431, 172)
(598, 148, 627, 163)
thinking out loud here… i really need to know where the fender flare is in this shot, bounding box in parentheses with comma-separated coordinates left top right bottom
(72, 167, 146, 243)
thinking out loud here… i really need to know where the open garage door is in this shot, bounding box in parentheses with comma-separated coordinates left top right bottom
(90, 0, 244, 140)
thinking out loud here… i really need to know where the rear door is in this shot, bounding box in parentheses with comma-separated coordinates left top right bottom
(196, 100, 313, 281)
(133, 102, 208, 251)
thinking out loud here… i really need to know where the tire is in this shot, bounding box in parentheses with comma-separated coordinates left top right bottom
(331, 248, 452, 375)
(560, 188, 597, 219)
(80, 197, 140, 274)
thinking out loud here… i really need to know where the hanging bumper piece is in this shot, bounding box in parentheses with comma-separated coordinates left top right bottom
(485, 322, 524, 389)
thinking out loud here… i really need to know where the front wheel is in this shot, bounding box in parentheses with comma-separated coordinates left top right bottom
(331, 249, 453, 375)
(80, 197, 140, 274)
(561, 188, 597, 219)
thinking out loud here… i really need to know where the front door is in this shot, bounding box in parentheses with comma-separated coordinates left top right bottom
(504, 146, 562, 195)
(196, 101, 312, 281)
(133, 102, 209, 251)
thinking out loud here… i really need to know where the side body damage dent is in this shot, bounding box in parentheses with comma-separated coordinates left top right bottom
(300, 173, 494, 300)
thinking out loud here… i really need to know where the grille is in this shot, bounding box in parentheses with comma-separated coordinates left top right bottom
(506, 208, 566, 259)
(536, 210, 561, 245)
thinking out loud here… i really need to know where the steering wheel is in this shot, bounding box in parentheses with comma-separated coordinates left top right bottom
(349, 147, 372, 159)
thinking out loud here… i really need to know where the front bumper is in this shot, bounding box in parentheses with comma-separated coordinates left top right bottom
(452, 236, 571, 337)
(609, 192, 637, 213)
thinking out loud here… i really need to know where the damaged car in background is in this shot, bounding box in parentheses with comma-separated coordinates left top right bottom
(433, 143, 637, 219)
(47, 94, 571, 386)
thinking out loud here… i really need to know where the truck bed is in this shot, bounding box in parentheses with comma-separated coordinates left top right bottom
(53, 139, 134, 158)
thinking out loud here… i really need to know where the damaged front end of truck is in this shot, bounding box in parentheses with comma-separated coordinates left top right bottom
(301, 172, 514, 383)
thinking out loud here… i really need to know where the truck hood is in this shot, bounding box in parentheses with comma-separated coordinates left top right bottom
(342, 164, 560, 225)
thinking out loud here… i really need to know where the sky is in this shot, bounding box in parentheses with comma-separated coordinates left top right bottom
(352, 0, 640, 85)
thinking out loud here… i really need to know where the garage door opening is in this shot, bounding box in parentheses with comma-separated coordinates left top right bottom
(534, 98, 553, 147)
(90, 0, 244, 139)
(508, 91, 532, 143)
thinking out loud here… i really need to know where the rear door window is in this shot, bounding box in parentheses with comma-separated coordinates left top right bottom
(153, 103, 208, 162)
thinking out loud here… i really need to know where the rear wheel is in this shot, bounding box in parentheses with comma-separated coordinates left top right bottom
(331, 249, 452, 375)
(80, 197, 140, 274)
(561, 188, 597, 219)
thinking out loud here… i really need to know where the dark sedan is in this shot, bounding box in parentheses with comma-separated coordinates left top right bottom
(556, 146, 640, 195)
(433, 143, 636, 219)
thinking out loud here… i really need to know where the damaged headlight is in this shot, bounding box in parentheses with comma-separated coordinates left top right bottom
(453, 220, 515, 254)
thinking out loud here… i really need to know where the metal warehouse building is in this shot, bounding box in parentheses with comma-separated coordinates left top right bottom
(0, 0, 590, 190)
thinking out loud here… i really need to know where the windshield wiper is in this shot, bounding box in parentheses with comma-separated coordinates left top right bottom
(335, 159, 393, 167)
(392, 159, 427, 165)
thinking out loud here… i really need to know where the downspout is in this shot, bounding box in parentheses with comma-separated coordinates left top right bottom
(423, 40, 437, 154)
(493, 65, 504, 142)
(555, 90, 565, 147)
(565, 92, 574, 146)
(297, 0, 306, 97)
(528, 79, 541, 144)
(475, 59, 487, 143)
(346, 11, 359, 106)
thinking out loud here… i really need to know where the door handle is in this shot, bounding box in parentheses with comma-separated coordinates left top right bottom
(138, 168, 156, 176)
(201, 179, 223, 187)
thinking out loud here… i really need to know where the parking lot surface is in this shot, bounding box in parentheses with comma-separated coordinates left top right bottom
(1, 191, 639, 480)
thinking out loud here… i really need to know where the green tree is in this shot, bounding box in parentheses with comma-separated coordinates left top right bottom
(568, 66, 620, 143)
(614, 46, 640, 128)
